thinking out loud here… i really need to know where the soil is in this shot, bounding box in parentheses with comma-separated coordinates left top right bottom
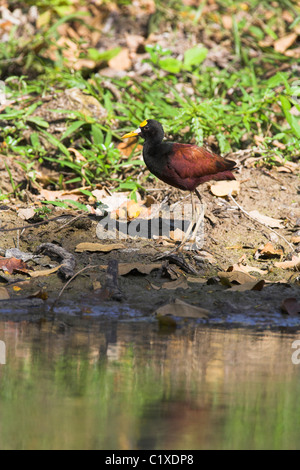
(0, 165, 299, 329)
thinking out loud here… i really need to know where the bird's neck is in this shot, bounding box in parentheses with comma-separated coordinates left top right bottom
(143, 136, 163, 151)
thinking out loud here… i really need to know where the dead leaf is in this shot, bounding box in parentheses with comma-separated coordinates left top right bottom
(248, 210, 284, 229)
(118, 263, 162, 276)
(226, 254, 267, 274)
(229, 280, 265, 292)
(108, 48, 131, 71)
(28, 289, 49, 300)
(274, 33, 297, 53)
(17, 208, 36, 220)
(254, 135, 265, 146)
(285, 47, 300, 58)
(0, 287, 9, 300)
(281, 298, 300, 316)
(210, 180, 240, 197)
(218, 271, 256, 286)
(155, 298, 210, 319)
(125, 33, 145, 51)
(272, 140, 286, 150)
(161, 277, 189, 290)
(254, 242, 284, 259)
(0, 257, 31, 275)
(117, 137, 143, 157)
(291, 236, 300, 244)
(227, 261, 266, 275)
(29, 265, 62, 278)
(222, 15, 233, 29)
(274, 256, 300, 270)
(75, 242, 125, 253)
(169, 228, 185, 242)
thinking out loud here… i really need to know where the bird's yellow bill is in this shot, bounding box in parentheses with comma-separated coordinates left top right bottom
(122, 128, 141, 139)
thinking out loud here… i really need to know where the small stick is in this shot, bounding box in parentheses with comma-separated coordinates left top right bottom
(228, 191, 294, 252)
(0, 214, 85, 232)
(50, 264, 98, 312)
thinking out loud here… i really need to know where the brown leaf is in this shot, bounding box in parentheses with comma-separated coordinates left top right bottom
(255, 242, 284, 259)
(118, 263, 162, 276)
(222, 15, 233, 30)
(161, 277, 189, 290)
(281, 298, 300, 316)
(218, 271, 256, 286)
(274, 256, 300, 270)
(0, 287, 9, 300)
(210, 180, 240, 197)
(229, 280, 265, 292)
(274, 33, 297, 53)
(117, 138, 143, 157)
(75, 242, 125, 253)
(155, 299, 210, 319)
(29, 265, 62, 278)
(227, 255, 267, 275)
(0, 257, 31, 275)
(17, 208, 36, 221)
(169, 228, 185, 242)
(248, 210, 284, 228)
(108, 48, 131, 71)
(114, 200, 143, 221)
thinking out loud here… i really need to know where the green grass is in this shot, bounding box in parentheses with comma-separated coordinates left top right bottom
(0, 0, 299, 200)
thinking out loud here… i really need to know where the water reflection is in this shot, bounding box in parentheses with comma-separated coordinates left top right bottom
(0, 320, 300, 450)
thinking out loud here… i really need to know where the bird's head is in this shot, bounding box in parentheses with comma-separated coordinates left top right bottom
(122, 119, 164, 143)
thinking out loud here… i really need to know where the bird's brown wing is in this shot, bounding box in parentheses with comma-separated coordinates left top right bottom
(170, 143, 236, 180)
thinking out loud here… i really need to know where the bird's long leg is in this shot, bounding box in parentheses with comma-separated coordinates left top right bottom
(194, 188, 202, 205)
(189, 189, 205, 249)
(173, 192, 197, 252)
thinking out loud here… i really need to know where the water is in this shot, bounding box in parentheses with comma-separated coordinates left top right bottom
(0, 319, 300, 450)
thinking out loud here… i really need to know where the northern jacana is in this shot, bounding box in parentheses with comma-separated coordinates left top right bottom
(122, 119, 236, 249)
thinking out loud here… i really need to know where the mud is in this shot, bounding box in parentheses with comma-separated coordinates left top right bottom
(0, 166, 299, 328)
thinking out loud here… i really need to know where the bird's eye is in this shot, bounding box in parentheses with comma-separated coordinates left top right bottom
(143, 125, 149, 130)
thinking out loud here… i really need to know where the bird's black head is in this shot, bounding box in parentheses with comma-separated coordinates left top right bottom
(122, 119, 164, 144)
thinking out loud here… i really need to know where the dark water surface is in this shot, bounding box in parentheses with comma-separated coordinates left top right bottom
(0, 319, 300, 450)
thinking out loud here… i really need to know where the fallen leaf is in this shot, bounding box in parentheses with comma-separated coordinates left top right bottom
(118, 263, 162, 276)
(161, 277, 189, 290)
(248, 210, 284, 228)
(254, 242, 284, 259)
(274, 33, 297, 53)
(222, 15, 233, 29)
(285, 47, 300, 58)
(281, 298, 300, 316)
(117, 138, 143, 157)
(75, 242, 125, 252)
(0, 287, 9, 300)
(29, 265, 62, 278)
(218, 271, 256, 286)
(274, 256, 300, 270)
(210, 180, 240, 197)
(291, 236, 300, 244)
(125, 33, 145, 51)
(13, 286, 22, 292)
(0, 257, 31, 275)
(169, 228, 185, 242)
(108, 48, 131, 71)
(155, 298, 210, 319)
(17, 208, 36, 220)
(28, 289, 48, 300)
(229, 280, 265, 292)
(227, 255, 267, 275)
(126, 201, 143, 220)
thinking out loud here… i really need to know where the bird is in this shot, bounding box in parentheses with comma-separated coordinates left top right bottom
(122, 119, 236, 249)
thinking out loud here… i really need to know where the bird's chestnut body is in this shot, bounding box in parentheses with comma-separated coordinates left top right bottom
(122, 119, 236, 192)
